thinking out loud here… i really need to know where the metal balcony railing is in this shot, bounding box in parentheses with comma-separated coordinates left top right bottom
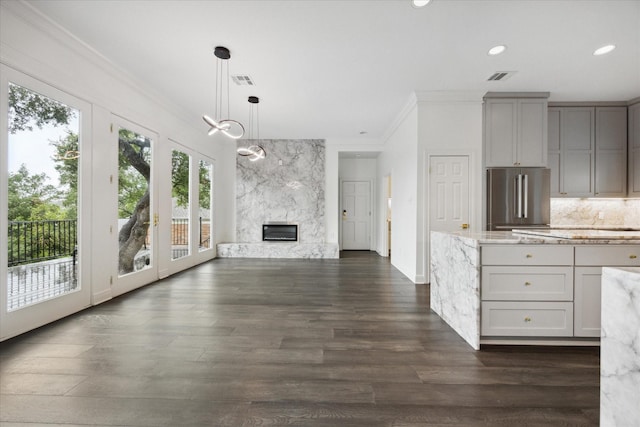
(8, 220, 77, 267)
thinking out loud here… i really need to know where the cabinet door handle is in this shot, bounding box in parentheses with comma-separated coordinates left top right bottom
(524, 317, 532, 323)
(630, 254, 638, 259)
(524, 281, 532, 286)
(526, 254, 533, 258)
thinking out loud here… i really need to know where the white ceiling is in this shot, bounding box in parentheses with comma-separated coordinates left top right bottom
(26, 0, 640, 141)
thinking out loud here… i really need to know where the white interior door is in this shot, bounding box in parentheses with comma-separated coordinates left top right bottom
(429, 156, 470, 232)
(341, 180, 371, 250)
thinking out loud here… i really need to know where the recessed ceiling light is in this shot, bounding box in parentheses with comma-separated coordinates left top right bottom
(411, 0, 431, 8)
(593, 44, 616, 56)
(488, 45, 507, 56)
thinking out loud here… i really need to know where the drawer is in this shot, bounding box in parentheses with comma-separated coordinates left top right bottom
(575, 245, 640, 266)
(481, 245, 573, 266)
(481, 266, 573, 301)
(481, 301, 574, 337)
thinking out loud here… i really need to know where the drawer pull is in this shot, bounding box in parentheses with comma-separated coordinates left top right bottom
(524, 281, 532, 286)
(630, 254, 638, 259)
(525, 254, 533, 258)
(524, 317, 532, 323)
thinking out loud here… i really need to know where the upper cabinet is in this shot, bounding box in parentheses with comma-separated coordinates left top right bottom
(629, 101, 640, 197)
(548, 105, 627, 198)
(595, 107, 627, 197)
(548, 107, 595, 197)
(484, 95, 549, 167)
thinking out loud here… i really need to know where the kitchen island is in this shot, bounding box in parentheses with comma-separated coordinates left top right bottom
(600, 267, 640, 426)
(430, 230, 640, 350)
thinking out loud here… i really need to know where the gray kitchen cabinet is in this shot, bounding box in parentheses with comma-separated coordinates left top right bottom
(485, 97, 548, 167)
(547, 106, 627, 197)
(481, 245, 574, 338)
(548, 107, 594, 197)
(480, 243, 640, 340)
(573, 245, 640, 337)
(595, 107, 627, 197)
(629, 101, 640, 197)
(573, 267, 602, 337)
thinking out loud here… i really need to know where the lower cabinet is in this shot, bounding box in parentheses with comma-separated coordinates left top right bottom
(482, 301, 573, 336)
(573, 245, 640, 337)
(574, 267, 602, 337)
(480, 245, 574, 338)
(481, 243, 640, 342)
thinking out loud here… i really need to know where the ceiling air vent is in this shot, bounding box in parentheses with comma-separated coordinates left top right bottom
(231, 75, 255, 86)
(487, 71, 516, 82)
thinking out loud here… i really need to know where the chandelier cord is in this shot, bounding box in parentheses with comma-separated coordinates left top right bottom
(226, 59, 230, 120)
(214, 56, 219, 120)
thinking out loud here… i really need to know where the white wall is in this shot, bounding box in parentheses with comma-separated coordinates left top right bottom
(377, 97, 419, 281)
(1, 1, 236, 305)
(417, 91, 484, 283)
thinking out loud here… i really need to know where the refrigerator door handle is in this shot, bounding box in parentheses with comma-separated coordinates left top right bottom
(515, 174, 523, 218)
(522, 174, 528, 218)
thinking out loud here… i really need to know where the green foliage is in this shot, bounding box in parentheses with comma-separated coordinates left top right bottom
(198, 160, 212, 210)
(172, 151, 190, 207)
(8, 83, 75, 134)
(8, 165, 63, 221)
(118, 129, 151, 218)
(172, 153, 212, 210)
(51, 131, 79, 219)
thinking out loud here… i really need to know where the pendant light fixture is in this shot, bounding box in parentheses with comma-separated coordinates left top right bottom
(202, 46, 245, 139)
(237, 96, 266, 161)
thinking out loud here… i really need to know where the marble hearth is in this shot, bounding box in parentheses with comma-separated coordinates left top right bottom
(217, 242, 339, 259)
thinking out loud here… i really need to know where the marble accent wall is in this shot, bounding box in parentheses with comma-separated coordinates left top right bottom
(600, 267, 640, 426)
(236, 139, 325, 243)
(551, 198, 640, 228)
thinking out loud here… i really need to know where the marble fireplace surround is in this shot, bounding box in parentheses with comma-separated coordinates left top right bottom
(217, 139, 338, 259)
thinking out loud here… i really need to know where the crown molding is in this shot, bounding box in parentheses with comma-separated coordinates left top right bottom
(415, 90, 485, 103)
(381, 92, 418, 145)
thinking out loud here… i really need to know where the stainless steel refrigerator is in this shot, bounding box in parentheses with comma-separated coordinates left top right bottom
(486, 168, 551, 230)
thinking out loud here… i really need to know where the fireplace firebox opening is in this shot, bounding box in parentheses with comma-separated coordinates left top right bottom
(262, 224, 298, 242)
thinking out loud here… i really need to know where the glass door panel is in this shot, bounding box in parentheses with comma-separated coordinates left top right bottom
(171, 150, 190, 260)
(117, 127, 154, 277)
(7, 83, 80, 309)
(199, 160, 213, 251)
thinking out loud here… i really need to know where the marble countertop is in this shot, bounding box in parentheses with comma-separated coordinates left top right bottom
(431, 230, 640, 245)
(550, 225, 640, 231)
(513, 229, 640, 240)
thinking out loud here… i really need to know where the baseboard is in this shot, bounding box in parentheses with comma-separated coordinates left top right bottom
(92, 289, 112, 306)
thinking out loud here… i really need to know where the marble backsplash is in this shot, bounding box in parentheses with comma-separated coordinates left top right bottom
(550, 198, 640, 228)
(236, 139, 325, 243)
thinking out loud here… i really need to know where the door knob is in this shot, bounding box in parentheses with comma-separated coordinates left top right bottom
(461, 223, 469, 229)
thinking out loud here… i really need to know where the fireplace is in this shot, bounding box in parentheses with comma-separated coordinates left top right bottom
(262, 224, 298, 242)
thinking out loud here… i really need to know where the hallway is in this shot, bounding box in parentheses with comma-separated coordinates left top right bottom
(0, 252, 599, 426)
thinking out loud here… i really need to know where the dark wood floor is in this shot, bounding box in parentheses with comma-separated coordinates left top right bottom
(0, 251, 600, 426)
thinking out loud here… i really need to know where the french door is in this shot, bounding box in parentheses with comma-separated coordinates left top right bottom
(110, 116, 159, 296)
(162, 142, 215, 277)
(0, 65, 91, 340)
